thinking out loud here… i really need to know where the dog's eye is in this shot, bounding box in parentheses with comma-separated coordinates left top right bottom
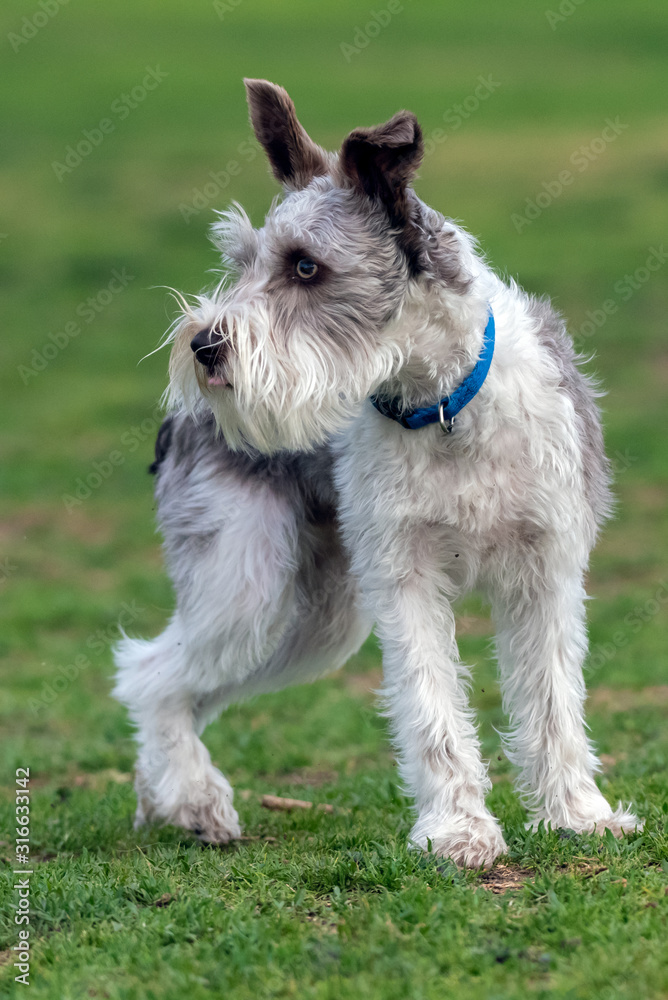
(295, 258, 318, 280)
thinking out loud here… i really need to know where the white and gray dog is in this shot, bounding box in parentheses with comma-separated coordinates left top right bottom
(114, 79, 641, 867)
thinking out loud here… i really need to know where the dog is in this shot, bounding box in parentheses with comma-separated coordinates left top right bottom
(113, 79, 641, 867)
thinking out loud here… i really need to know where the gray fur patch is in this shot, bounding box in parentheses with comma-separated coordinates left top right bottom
(529, 296, 613, 528)
(154, 411, 338, 519)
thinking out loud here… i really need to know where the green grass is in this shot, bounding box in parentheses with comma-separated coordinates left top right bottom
(1, 0, 667, 996)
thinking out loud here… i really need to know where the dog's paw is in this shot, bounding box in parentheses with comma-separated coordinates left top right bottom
(176, 800, 242, 844)
(589, 804, 644, 836)
(529, 801, 643, 837)
(411, 814, 507, 869)
(174, 769, 242, 844)
(134, 767, 242, 844)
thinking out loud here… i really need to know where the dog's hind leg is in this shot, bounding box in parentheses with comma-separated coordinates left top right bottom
(114, 421, 305, 843)
(114, 620, 245, 843)
(114, 416, 371, 843)
(489, 546, 642, 836)
(115, 499, 371, 842)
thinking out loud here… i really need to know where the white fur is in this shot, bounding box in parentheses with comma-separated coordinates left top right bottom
(114, 100, 641, 865)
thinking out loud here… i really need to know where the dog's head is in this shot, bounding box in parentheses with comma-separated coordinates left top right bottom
(167, 79, 470, 453)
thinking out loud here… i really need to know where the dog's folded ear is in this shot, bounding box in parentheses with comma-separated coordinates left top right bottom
(339, 111, 424, 228)
(244, 78, 329, 190)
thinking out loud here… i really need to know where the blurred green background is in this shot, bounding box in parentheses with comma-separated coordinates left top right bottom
(0, 1, 667, 997)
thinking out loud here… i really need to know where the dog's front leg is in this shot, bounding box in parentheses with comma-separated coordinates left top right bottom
(369, 570, 507, 868)
(490, 555, 642, 836)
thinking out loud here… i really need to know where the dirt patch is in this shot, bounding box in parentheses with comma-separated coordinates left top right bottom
(152, 893, 174, 907)
(0, 768, 133, 797)
(343, 668, 383, 698)
(599, 752, 627, 770)
(0, 949, 13, 966)
(623, 483, 667, 512)
(34, 851, 59, 863)
(650, 351, 668, 387)
(589, 686, 668, 712)
(0, 507, 53, 544)
(479, 864, 532, 893)
(0, 506, 117, 548)
(457, 614, 492, 637)
(305, 911, 339, 934)
(275, 769, 337, 787)
(71, 769, 133, 789)
(490, 773, 511, 785)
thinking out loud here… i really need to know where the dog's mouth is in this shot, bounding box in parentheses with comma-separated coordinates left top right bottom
(206, 372, 232, 388)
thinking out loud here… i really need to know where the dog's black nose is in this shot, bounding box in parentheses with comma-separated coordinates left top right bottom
(190, 328, 223, 370)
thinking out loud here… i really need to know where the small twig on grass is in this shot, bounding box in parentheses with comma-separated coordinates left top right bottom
(260, 794, 333, 813)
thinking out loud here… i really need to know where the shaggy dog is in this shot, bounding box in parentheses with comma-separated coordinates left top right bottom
(114, 80, 640, 866)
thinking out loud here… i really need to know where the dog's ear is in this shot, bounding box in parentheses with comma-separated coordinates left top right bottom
(339, 111, 423, 227)
(244, 78, 329, 190)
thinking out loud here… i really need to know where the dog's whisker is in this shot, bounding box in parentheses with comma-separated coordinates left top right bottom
(137, 340, 174, 365)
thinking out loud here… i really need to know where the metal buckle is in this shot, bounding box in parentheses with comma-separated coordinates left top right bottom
(438, 400, 455, 434)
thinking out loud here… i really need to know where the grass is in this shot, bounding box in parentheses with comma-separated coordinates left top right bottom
(1, 0, 667, 996)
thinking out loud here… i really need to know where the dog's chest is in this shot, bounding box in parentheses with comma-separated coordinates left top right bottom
(336, 412, 542, 545)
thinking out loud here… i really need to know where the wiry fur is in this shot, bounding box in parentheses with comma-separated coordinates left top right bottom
(114, 80, 641, 867)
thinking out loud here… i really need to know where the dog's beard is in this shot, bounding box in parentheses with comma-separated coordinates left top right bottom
(166, 300, 403, 454)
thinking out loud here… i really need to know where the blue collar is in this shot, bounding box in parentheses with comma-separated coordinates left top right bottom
(371, 308, 495, 433)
